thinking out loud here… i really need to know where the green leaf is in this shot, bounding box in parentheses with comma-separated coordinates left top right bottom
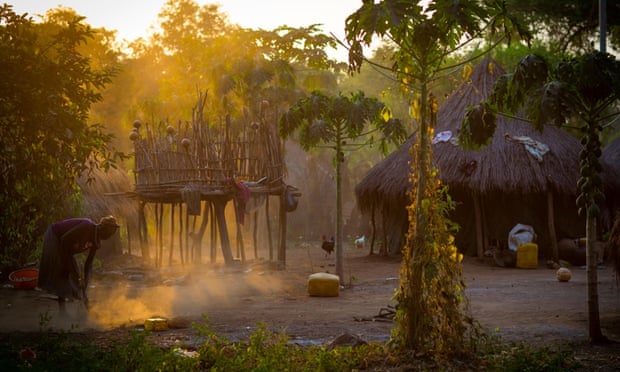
(459, 103, 497, 150)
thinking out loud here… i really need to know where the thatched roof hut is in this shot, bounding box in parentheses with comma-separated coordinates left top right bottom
(602, 136, 620, 226)
(356, 58, 588, 259)
(354, 136, 412, 254)
(603, 136, 620, 165)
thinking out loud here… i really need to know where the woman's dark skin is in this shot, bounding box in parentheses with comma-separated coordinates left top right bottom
(38, 216, 120, 314)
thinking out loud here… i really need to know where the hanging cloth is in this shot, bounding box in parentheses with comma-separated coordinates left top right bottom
(504, 133, 550, 162)
(181, 185, 202, 216)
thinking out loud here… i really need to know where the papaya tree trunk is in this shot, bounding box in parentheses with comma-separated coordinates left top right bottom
(335, 123, 344, 283)
(402, 79, 430, 348)
(586, 215, 605, 342)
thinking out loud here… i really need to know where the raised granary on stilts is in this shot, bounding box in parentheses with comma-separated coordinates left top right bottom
(124, 94, 299, 267)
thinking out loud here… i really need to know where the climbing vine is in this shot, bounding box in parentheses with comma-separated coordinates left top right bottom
(391, 95, 468, 355)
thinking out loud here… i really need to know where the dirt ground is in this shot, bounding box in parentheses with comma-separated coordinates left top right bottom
(2, 241, 620, 368)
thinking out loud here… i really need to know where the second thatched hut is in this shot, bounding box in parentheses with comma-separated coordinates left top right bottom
(355, 58, 588, 260)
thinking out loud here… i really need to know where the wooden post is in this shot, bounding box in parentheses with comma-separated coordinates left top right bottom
(253, 211, 258, 259)
(213, 196, 234, 264)
(158, 203, 164, 267)
(191, 201, 210, 264)
(266, 195, 273, 260)
(370, 204, 376, 255)
(481, 196, 488, 254)
(381, 206, 388, 256)
(234, 200, 246, 262)
(154, 203, 160, 266)
(547, 189, 559, 262)
(126, 224, 131, 256)
(473, 191, 484, 258)
(278, 189, 287, 268)
(138, 201, 149, 260)
(169, 203, 175, 266)
(210, 202, 217, 264)
(179, 203, 184, 265)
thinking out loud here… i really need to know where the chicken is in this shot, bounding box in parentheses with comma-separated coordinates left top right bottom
(354, 235, 365, 249)
(321, 235, 335, 256)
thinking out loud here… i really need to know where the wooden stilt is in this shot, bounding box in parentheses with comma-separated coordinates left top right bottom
(191, 200, 209, 264)
(382, 206, 388, 256)
(253, 211, 258, 259)
(370, 204, 376, 255)
(278, 189, 287, 267)
(481, 196, 488, 254)
(154, 203, 160, 267)
(179, 203, 184, 265)
(189, 213, 196, 263)
(266, 195, 273, 261)
(169, 203, 175, 266)
(139, 201, 149, 260)
(126, 224, 132, 256)
(158, 203, 164, 267)
(214, 196, 234, 264)
(210, 202, 216, 264)
(234, 199, 246, 262)
(473, 191, 484, 258)
(547, 189, 559, 262)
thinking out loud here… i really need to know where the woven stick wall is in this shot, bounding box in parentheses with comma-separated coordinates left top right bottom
(130, 113, 283, 192)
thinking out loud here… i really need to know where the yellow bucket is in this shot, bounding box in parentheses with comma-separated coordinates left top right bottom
(516, 243, 538, 269)
(144, 317, 168, 331)
(307, 273, 340, 297)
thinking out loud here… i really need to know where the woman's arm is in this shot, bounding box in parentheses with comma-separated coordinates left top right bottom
(81, 246, 97, 308)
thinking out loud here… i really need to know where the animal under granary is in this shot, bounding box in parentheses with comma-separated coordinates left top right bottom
(119, 95, 300, 268)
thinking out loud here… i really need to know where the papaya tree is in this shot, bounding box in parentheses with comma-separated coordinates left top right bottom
(344, 0, 530, 354)
(279, 90, 406, 282)
(461, 51, 620, 343)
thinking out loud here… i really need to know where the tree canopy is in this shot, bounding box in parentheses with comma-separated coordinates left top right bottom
(280, 90, 406, 281)
(507, 0, 620, 53)
(0, 4, 123, 267)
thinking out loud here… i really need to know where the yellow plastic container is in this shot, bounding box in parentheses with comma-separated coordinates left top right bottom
(307, 273, 340, 297)
(516, 243, 538, 269)
(144, 317, 168, 331)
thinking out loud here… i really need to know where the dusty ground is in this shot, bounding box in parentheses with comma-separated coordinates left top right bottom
(2, 241, 620, 368)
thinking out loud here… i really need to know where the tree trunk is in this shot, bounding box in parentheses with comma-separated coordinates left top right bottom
(403, 81, 430, 349)
(586, 215, 605, 342)
(335, 133, 344, 283)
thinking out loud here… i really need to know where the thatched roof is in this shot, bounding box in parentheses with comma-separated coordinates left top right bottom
(433, 62, 583, 195)
(602, 136, 620, 226)
(356, 58, 583, 213)
(603, 135, 620, 166)
(79, 166, 139, 223)
(355, 137, 411, 214)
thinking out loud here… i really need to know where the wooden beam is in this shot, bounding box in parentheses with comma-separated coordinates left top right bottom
(547, 189, 559, 262)
(213, 196, 234, 264)
(473, 191, 484, 258)
(278, 191, 287, 268)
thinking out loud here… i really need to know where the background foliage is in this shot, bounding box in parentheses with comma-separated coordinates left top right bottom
(0, 5, 123, 268)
